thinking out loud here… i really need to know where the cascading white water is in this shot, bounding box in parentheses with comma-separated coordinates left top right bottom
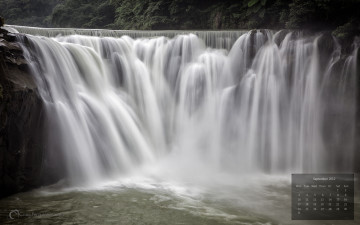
(13, 26, 358, 185)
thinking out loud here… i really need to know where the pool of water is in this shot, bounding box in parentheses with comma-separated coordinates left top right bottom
(0, 174, 358, 225)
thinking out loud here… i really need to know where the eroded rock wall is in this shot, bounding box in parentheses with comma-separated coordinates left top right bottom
(0, 28, 45, 198)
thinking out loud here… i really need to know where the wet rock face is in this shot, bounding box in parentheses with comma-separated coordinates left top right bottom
(356, 48, 360, 174)
(0, 28, 45, 198)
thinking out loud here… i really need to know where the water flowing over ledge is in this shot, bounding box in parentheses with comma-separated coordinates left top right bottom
(6, 26, 359, 187)
(5, 25, 247, 50)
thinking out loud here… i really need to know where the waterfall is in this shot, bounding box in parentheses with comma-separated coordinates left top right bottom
(12, 26, 358, 185)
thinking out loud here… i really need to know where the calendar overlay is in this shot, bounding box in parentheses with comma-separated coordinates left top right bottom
(292, 174, 354, 220)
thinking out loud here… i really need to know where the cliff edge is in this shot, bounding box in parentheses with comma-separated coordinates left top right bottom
(0, 28, 45, 198)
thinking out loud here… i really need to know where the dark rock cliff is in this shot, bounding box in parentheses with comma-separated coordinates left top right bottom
(0, 28, 46, 198)
(356, 47, 360, 173)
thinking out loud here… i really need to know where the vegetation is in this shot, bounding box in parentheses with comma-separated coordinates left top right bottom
(51, 0, 115, 28)
(0, 0, 359, 39)
(0, 0, 59, 27)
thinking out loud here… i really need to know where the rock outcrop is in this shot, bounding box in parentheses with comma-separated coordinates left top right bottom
(0, 28, 45, 198)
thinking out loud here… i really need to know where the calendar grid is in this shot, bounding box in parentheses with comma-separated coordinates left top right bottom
(292, 174, 354, 220)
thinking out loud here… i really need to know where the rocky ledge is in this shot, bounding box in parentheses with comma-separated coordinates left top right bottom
(0, 28, 46, 198)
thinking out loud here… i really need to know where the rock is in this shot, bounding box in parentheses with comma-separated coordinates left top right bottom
(0, 40, 22, 51)
(0, 29, 17, 42)
(0, 28, 46, 198)
(4, 33, 16, 42)
(356, 45, 360, 173)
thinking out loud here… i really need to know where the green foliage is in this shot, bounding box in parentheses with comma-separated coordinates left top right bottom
(248, 0, 259, 7)
(0, 0, 59, 27)
(112, 0, 206, 30)
(286, 0, 360, 30)
(113, 0, 144, 29)
(0, 0, 359, 39)
(333, 20, 359, 41)
(286, 0, 317, 29)
(51, 0, 115, 28)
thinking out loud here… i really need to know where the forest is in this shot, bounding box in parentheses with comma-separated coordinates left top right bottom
(0, 0, 360, 40)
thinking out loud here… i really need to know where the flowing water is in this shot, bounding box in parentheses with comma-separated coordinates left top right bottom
(0, 26, 359, 224)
